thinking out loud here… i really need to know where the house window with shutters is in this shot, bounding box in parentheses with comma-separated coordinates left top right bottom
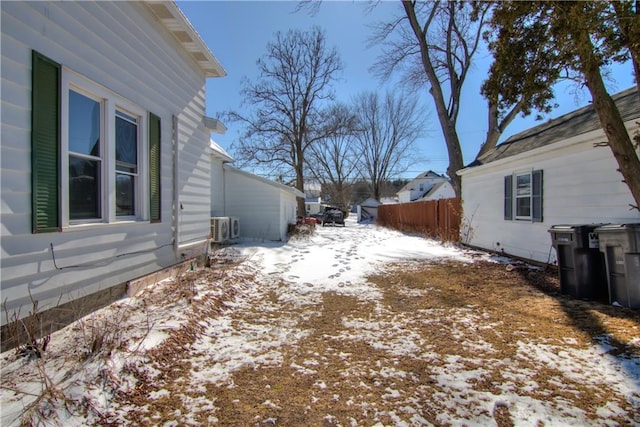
(31, 51, 161, 233)
(504, 170, 543, 222)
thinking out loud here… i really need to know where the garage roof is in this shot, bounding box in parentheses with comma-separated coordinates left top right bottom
(468, 87, 639, 167)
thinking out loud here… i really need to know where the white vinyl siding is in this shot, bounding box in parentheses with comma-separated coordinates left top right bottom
(223, 166, 301, 241)
(397, 175, 452, 203)
(224, 168, 282, 241)
(210, 158, 226, 217)
(425, 182, 456, 201)
(1, 2, 213, 324)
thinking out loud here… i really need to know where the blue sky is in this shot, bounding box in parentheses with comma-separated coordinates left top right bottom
(178, 1, 635, 179)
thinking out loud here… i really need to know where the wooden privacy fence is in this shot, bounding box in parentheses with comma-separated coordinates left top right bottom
(377, 198, 461, 242)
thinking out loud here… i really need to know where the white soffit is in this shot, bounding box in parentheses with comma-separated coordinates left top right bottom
(145, 1, 226, 78)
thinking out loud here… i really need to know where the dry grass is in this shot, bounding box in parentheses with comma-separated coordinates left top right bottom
(106, 259, 640, 426)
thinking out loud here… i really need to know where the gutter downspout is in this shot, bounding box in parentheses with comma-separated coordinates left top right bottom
(223, 164, 227, 217)
(172, 115, 180, 251)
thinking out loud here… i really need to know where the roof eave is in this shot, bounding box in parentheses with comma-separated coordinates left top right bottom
(470, 87, 639, 170)
(145, 1, 226, 78)
(224, 165, 305, 198)
(456, 125, 608, 176)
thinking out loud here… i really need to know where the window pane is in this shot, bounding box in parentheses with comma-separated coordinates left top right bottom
(516, 174, 531, 196)
(116, 111, 137, 217)
(516, 197, 531, 217)
(116, 113, 138, 166)
(69, 90, 100, 156)
(116, 173, 135, 216)
(69, 156, 100, 219)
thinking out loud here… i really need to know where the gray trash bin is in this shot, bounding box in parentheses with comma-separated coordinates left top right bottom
(595, 223, 640, 309)
(548, 224, 607, 300)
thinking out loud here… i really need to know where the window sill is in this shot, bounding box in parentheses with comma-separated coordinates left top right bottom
(64, 219, 149, 232)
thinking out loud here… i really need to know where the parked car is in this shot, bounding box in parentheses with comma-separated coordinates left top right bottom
(322, 207, 345, 227)
(296, 215, 321, 226)
(309, 213, 323, 224)
(304, 215, 321, 225)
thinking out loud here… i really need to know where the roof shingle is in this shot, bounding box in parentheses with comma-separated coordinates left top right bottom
(468, 87, 639, 167)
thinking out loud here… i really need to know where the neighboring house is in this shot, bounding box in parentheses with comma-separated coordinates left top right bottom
(223, 166, 305, 241)
(304, 182, 322, 199)
(1, 1, 225, 344)
(415, 181, 456, 202)
(305, 197, 323, 215)
(208, 143, 304, 241)
(457, 87, 640, 264)
(210, 139, 234, 218)
(397, 171, 455, 203)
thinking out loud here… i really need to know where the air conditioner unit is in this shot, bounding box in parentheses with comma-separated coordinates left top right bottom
(229, 216, 240, 239)
(211, 217, 229, 243)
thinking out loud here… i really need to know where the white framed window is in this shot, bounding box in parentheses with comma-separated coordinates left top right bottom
(61, 69, 148, 228)
(504, 170, 543, 222)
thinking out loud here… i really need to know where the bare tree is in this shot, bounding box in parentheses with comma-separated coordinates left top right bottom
(306, 103, 359, 210)
(352, 91, 425, 201)
(228, 26, 343, 214)
(370, 1, 527, 197)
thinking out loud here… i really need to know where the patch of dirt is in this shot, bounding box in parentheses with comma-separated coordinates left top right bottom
(110, 260, 640, 426)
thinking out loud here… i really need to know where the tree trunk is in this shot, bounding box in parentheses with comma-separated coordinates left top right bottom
(295, 144, 306, 216)
(479, 101, 501, 158)
(612, 0, 640, 95)
(442, 121, 464, 198)
(632, 56, 640, 96)
(402, 1, 464, 198)
(372, 181, 381, 202)
(478, 97, 526, 159)
(575, 26, 640, 210)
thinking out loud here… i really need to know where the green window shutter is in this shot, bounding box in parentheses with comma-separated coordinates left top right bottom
(31, 51, 61, 233)
(149, 112, 161, 223)
(504, 175, 513, 220)
(532, 169, 543, 223)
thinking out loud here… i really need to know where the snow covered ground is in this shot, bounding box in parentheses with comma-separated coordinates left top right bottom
(233, 218, 472, 304)
(1, 218, 639, 426)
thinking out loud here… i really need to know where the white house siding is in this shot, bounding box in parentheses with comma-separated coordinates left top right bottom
(176, 121, 212, 246)
(397, 174, 452, 203)
(422, 182, 456, 201)
(223, 167, 283, 241)
(305, 198, 322, 215)
(280, 193, 298, 240)
(1, 2, 214, 324)
(223, 166, 303, 241)
(398, 190, 415, 204)
(459, 127, 640, 264)
(210, 158, 226, 217)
